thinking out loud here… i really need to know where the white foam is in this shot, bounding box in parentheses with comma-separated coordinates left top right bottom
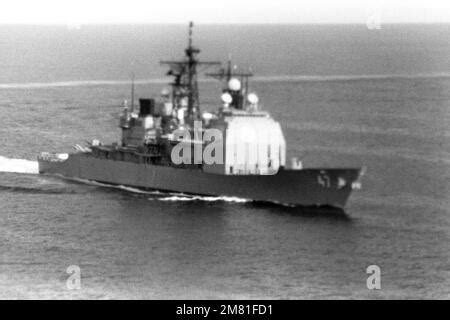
(111, 186, 249, 203)
(157, 195, 250, 203)
(0, 156, 39, 174)
(116, 185, 163, 195)
(61, 176, 249, 202)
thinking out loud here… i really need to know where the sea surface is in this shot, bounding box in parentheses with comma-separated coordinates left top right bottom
(0, 24, 449, 299)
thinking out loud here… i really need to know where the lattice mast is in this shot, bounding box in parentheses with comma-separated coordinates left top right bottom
(161, 22, 220, 120)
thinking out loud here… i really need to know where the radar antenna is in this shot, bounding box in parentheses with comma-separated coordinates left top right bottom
(207, 57, 254, 109)
(161, 22, 220, 121)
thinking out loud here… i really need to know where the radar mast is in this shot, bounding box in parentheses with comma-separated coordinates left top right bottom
(161, 22, 220, 121)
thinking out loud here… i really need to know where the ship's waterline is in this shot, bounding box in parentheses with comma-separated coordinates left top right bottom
(38, 152, 362, 208)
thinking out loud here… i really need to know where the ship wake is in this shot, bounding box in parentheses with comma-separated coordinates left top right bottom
(156, 195, 250, 203)
(92, 181, 250, 203)
(1, 72, 449, 89)
(0, 156, 39, 174)
(67, 177, 250, 203)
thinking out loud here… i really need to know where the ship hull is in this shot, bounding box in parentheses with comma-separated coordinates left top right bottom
(38, 153, 362, 209)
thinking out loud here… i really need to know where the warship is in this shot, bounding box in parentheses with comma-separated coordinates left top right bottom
(38, 22, 363, 209)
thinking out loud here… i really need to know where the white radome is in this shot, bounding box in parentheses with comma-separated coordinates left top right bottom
(57, 153, 69, 160)
(228, 78, 241, 91)
(247, 93, 259, 104)
(202, 112, 213, 120)
(221, 92, 233, 105)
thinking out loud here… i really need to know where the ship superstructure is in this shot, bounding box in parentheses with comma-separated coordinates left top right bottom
(38, 22, 363, 209)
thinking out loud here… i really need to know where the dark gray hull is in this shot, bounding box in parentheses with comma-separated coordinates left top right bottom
(38, 153, 362, 208)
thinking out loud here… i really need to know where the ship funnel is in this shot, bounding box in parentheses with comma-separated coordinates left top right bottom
(139, 98, 156, 116)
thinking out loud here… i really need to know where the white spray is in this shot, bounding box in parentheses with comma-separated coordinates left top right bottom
(0, 156, 39, 174)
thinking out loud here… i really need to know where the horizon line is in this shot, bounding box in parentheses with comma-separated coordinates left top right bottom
(1, 72, 449, 89)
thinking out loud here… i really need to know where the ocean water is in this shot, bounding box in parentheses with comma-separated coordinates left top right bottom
(0, 24, 449, 299)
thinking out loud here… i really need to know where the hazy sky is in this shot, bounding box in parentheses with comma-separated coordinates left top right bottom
(0, 0, 449, 24)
